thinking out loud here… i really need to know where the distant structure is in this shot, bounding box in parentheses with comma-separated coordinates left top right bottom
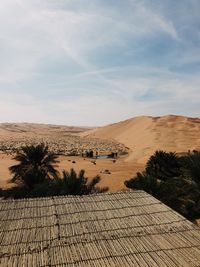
(1, 191, 200, 266)
(85, 150, 94, 158)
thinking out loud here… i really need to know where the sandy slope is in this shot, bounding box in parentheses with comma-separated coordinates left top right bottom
(82, 115, 200, 163)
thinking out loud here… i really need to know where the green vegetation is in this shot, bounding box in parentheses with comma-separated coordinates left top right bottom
(3, 144, 108, 199)
(146, 150, 181, 181)
(125, 150, 200, 220)
(9, 143, 59, 188)
(180, 151, 200, 186)
(4, 143, 200, 221)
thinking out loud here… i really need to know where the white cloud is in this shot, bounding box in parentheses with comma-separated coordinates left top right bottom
(0, 0, 180, 80)
(0, 0, 199, 124)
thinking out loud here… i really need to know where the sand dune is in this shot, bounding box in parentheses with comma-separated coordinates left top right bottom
(82, 115, 200, 163)
(1, 116, 200, 191)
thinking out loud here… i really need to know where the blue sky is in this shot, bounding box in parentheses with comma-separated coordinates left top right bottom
(0, 0, 199, 125)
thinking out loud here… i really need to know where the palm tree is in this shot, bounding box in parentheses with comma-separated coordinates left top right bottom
(124, 150, 200, 220)
(9, 143, 59, 188)
(158, 177, 200, 219)
(180, 151, 200, 187)
(58, 168, 87, 195)
(52, 168, 109, 195)
(146, 150, 181, 181)
(124, 172, 159, 196)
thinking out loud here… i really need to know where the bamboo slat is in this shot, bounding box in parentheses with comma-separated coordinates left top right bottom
(0, 191, 200, 266)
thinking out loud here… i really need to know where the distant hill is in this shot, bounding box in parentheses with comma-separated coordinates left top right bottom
(1, 116, 200, 163)
(0, 122, 92, 138)
(82, 115, 200, 163)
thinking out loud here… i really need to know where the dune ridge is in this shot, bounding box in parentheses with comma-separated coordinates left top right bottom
(82, 115, 200, 163)
(0, 122, 91, 137)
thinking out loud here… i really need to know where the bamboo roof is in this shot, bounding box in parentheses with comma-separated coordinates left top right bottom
(0, 190, 200, 266)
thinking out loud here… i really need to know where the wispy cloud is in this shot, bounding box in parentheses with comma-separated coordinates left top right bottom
(0, 0, 199, 125)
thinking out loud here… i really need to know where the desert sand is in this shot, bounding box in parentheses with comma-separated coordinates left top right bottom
(0, 123, 130, 191)
(0, 123, 126, 156)
(0, 153, 143, 192)
(0, 115, 200, 192)
(82, 115, 200, 163)
(0, 122, 91, 137)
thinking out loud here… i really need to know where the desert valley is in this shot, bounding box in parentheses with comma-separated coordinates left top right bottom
(1, 114, 200, 192)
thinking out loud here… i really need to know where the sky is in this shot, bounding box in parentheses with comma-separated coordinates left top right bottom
(0, 0, 199, 126)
